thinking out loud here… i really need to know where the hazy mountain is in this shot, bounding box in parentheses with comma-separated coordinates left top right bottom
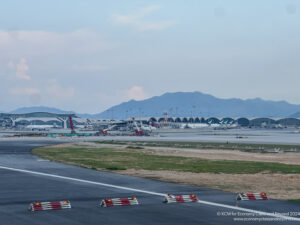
(94, 92, 300, 119)
(10, 106, 74, 114)
(290, 112, 300, 118)
(76, 113, 95, 118)
(5, 92, 300, 119)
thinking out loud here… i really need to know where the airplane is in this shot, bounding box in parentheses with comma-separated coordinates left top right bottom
(141, 124, 157, 131)
(26, 125, 54, 131)
(180, 123, 209, 129)
(137, 120, 157, 132)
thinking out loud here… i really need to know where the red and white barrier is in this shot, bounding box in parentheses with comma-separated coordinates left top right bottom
(236, 192, 268, 201)
(100, 196, 139, 207)
(163, 194, 199, 203)
(29, 200, 71, 211)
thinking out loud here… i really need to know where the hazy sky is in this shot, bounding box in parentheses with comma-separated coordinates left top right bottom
(1, 0, 300, 113)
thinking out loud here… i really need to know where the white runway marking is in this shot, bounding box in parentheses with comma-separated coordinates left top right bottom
(0, 165, 165, 197)
(0, 165, 299, 222)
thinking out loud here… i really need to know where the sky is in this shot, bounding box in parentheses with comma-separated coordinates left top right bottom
(0, 0, 300, 113)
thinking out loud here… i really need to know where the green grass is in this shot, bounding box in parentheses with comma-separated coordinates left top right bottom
(93, 140, 300, 153)
(288, 199, 300, 203)
(32, 146, 300, 174)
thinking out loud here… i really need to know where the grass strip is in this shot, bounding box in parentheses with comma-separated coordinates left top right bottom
(288, 199, 300, 203)
(32, 146, 300, 174)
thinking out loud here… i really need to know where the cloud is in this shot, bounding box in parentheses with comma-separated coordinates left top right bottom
(112, 6, 175, 31)
(124, 86, 148, 101)
(16, 58, 30, 80)
(7, 58, 31, 80)
(46, 80, 75, 100)
(70, 64, 109, 72)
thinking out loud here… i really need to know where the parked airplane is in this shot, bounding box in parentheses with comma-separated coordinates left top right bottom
(26, 125, 54, 131)
(180, 123, 209, 129)
(141, 124, 157, 131)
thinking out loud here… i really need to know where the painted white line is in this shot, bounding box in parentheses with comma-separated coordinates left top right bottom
(0, 165, 165, 197)
(37, 159, 50, 162)
(0, 165, 299, 222)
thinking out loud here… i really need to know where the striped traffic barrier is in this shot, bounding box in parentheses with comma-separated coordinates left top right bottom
(29, 200, 71, 211)
(100, 196, 139, 207)
(236, 192, 268, 201)
(163, 194, 199, 203)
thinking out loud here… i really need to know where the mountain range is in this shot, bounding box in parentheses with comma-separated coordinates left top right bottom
(3, 92, 300, 119)
(95, 92, 300, 119)
(290, 111, 300, 118)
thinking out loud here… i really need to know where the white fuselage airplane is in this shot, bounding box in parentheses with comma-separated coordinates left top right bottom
(141, 125, 157, 131)
(180, 123, 209, 129)
(26, 125, 54, 131)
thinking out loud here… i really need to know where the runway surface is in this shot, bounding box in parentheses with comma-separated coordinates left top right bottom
(0, 139, 300, 225)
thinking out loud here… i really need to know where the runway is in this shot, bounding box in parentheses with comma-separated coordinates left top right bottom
(0, 139, 299, 224)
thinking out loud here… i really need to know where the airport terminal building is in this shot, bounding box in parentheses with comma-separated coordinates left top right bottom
(0, 112, 78, 128)
(1, 112, 300, 129)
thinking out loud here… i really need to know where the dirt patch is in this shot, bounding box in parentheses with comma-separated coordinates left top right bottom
(45, 143, 79, 148)
(119, 169, 300, 200)
(145, 146, 300, 165)
(80, 142, 300, 165)
(75, 142, 126, 149)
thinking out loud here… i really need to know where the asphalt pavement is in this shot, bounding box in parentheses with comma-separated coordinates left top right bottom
(0, 139, 299, 225)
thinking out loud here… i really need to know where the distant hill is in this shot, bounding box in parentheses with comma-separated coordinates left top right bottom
(290, 111, 300, 118)
(10, 106, 74, 114)
(5, 92, 300, 119)
(94, 92, 300, 119)
(76, 113, 95, 118)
